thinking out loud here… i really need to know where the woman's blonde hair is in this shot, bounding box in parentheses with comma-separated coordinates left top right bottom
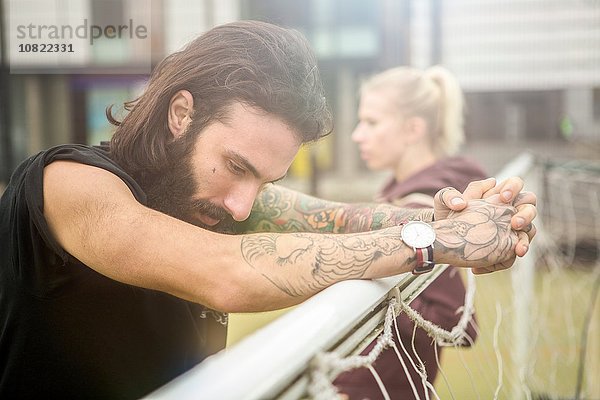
(361, 65, 465, 156)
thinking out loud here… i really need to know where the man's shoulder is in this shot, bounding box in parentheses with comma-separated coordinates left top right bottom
(2, 145, 99, 201)
(38, 143, 147, 204)
(9, 144, 110, 176)
(42, 143, 112, 165)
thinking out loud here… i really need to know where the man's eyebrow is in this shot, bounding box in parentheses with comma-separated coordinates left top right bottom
(226, 150, 261, 178)
(225, 150, 287, 182)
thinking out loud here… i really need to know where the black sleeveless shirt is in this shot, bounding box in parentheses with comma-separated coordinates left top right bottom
(0, 144, 225, 399)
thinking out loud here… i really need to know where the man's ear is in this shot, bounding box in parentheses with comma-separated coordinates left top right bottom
(404, 116, 428, 144)
(168, 90, 194, 139)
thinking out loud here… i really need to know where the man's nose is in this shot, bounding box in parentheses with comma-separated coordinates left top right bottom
(223, 185, 259, 222)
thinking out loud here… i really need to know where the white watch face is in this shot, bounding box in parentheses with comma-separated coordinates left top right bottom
(401, 221, 436, 248)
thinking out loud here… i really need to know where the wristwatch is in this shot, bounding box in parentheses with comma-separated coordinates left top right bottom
(400, 221, 436, 275)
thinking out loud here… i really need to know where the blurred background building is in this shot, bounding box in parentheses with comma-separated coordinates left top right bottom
(1, 0, 599, 200)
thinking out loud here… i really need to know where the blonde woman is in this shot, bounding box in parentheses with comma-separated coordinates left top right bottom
(335, 66, 486, 399)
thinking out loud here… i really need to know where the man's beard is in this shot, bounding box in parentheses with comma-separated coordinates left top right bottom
(140, 155, 236, 234)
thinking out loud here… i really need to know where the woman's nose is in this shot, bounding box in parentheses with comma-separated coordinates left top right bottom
(351, 125, 365, 143)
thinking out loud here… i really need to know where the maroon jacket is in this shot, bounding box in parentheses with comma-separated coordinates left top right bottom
(334, 157, 487, 400)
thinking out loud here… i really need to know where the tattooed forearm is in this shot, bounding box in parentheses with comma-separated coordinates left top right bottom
(237, 197, 523, 300)
(234, 184, 297, 233)
(240, 229, 406, 297)
(235, 185, 434, 234)
(369, 206, 434, 230)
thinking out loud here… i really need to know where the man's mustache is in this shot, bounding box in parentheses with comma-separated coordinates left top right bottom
(190, 200, 230, 221)
(189, 200, 237, 233)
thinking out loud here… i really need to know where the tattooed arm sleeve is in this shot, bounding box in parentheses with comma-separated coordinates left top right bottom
(235, 184, 434, 234)
(240, 227, 413, 298)
(238, 200, 518, 304)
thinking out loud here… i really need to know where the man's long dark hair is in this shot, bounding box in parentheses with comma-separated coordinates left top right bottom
(107, 20, 333, 183)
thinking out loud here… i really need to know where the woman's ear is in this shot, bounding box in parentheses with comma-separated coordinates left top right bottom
(404, 116, 428, 144)
(167, 90, 194, 139)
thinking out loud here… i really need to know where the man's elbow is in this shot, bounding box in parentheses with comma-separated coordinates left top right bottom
(188, 269, 297, 314)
